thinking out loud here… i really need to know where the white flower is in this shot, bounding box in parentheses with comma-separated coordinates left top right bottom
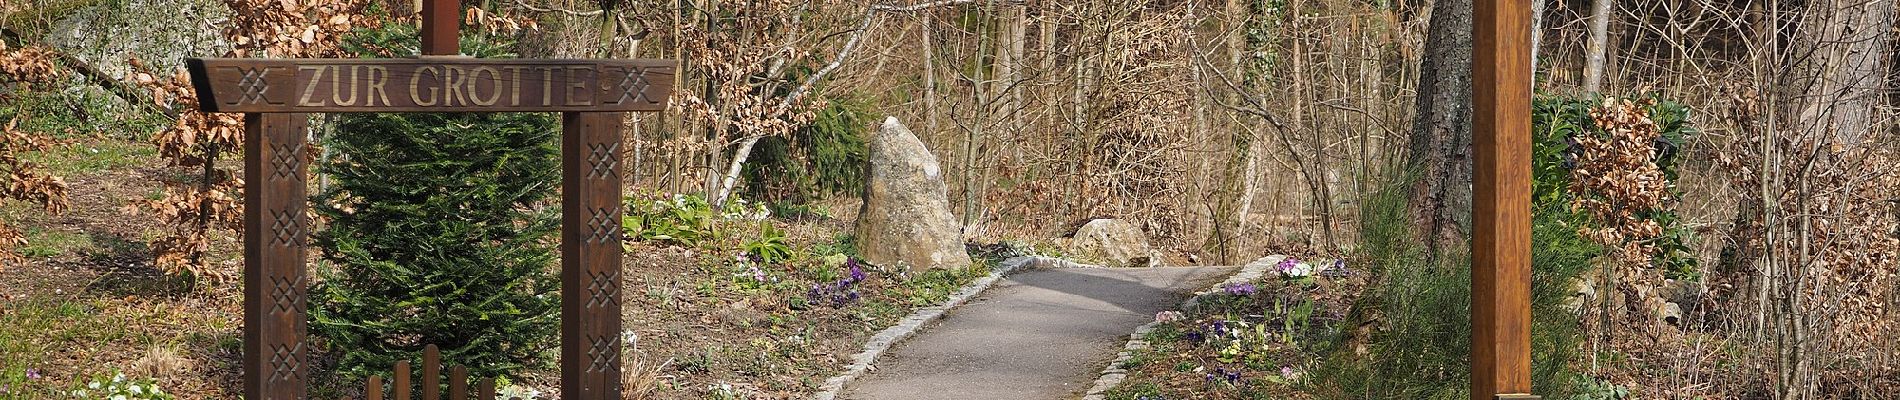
(129, 385, 143, 395)
(1277, 261, 1314, 278)
(1154, 311, 1184, 322)
(113, 395, 127, 400)
(89, 381, 102, 390)
(113, 373, 125, 383)
(621, 330, 640, 350)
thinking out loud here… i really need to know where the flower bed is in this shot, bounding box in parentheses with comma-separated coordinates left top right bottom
(1104, 256, 1365, 400)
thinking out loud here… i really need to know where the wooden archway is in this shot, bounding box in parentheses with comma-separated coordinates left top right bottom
(186, 1, 673, 398)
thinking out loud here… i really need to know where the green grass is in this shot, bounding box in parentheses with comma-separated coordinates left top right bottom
(19, 227, 96, 259)
(1104, 382, 1167, 400)
(1302, 171, 1598, 399)
(21, 139, 156, 176)
(0, 298, 131, 396)
(889, 262, 990, 307)
(0, 295, 238, 397)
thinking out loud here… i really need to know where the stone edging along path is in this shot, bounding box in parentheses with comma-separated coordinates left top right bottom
(1077, 255, 1287, 400)
(809, 255, 1081, 400)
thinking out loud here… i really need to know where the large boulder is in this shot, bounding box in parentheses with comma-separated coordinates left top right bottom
(854, 118, 972, 271)
(1067, 219, 1156, 267)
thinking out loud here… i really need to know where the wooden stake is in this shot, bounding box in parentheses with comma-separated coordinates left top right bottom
(1472, 0, 1535, 398)
(421, 0, 459, 56)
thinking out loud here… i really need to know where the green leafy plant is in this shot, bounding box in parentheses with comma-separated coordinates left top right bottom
(1571, 375, 1631, 400)
(1530, 94, 1698, 280)
(624, 194, 721, 247)
(742, 225, 793, 265)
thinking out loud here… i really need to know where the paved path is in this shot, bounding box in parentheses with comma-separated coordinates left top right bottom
(839, 266, 1237, 400)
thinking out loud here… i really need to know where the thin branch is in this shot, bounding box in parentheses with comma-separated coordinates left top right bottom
(510, 0, 602, 16)
(712, 0, 1020, 205)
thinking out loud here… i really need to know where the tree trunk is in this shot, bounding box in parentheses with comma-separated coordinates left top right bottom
(924, 14, 941, 138)
(1407, 0, 1474, 265)
(1202, 0, 1256, 264)
(1789, 0, 1894, 146)
(1771, 2, 1896, 398)
(1530, 0, 1544, 76)
(1582, 0, 1611, 94)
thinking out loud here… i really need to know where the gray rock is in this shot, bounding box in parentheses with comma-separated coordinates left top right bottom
(854, 117, 972, 271)
(44, 0, 230, 79)
(1067, 219, 1156, 267)
(1658, 301, 1683, 326)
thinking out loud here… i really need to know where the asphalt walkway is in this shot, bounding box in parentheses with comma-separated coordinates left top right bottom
(838, 265, 1236, 400)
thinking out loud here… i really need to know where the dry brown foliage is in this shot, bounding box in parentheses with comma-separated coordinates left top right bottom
(1692, 80, 1900, 395)
(1571, 97, 1670, 268)
(0, 117, 70, 267)
(126, 0, 368, 281)
(0, 42, 71, 267)
(1, 42, 61, 82)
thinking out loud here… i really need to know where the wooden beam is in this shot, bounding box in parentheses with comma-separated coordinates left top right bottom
(242, 113, 311, 400)
(561, 112, 626, 399)
(1472, 0, 1535, 399)
(421, 0, 459, 56)
(185, 58, 675, 113)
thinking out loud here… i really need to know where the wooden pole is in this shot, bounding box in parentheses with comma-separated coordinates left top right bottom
(242, 112, 311, 400)
(561, 111, 626, 399)
(421, 0, 459, 56)
(1472, 0, 1535, 399)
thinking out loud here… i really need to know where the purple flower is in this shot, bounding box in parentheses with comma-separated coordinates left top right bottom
(24, 368, 38, 380)
(1185, 330, 1205, 343)
(1321, 258, 1353, 278)
(1277, 257, 1301, 273)
(849, 262, 866, 283)
(1224, 282, 1257, 296)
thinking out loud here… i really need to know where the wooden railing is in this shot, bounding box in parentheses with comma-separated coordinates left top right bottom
(363, 344, 519, 400)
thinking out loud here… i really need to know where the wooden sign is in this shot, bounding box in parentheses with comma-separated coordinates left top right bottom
(213, 1, 660, 398)
(186, 58, 674, 113)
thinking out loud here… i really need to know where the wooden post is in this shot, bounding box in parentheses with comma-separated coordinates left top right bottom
(421, 0, 459, 56)
(561, 111, 625, 399)
(242, 112, 310, 400)
(1472, 0, 1535, 399)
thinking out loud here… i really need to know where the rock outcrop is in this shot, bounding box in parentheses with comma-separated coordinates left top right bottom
(854, 117, 972, 271)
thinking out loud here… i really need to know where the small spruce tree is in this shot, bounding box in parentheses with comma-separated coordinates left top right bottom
(308, 23, 560, 381)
